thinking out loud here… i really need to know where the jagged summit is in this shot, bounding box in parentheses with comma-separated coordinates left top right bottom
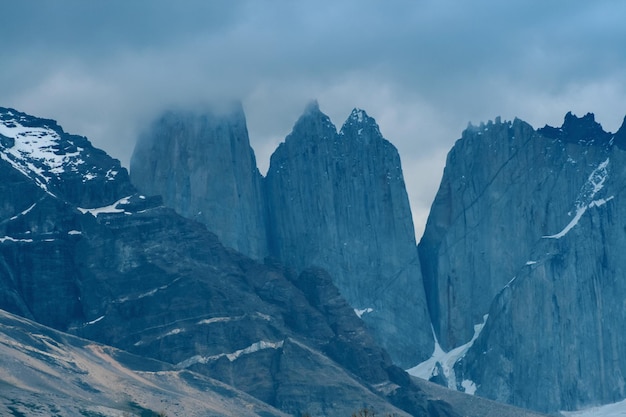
(420, 110, 626, 413)
(538, 111, 612, 145)
(340, 108, 383, 141)
(0, 107, 104, 187)
(266, 102, 433, 368)
(0, 107, 132, 207)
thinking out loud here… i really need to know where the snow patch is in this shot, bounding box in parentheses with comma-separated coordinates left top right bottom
(176, 340, 284, 369)
(0, 236, 34, 243)
(78, 196, 131, 217)
(198, 312, 272, 326)
(9, 202, 37, 220)
(525, 261, 537, 265)
(461, 379, 477, 395)
(116, 277, 182, 303)
(0, 116, 90, 186)
(163, 328, 184, 337)
(562, 398, 626, 417)
(86, 315, 105, 325)
(198, 316, 237, 325)
(351, 108, 365, 123)
(354, 307, 373, 318)
(544, 158, 611, 239)
(407, 314, 488, 391)
(504, 276, 517, 289)
(590, 196, 614, 207)
(105, 169, 118, 181)
(543, 206, 587, 239)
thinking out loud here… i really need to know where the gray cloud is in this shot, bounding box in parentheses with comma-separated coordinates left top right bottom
(1, 0, 625, 238)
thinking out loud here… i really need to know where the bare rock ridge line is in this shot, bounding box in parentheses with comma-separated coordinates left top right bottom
(130, 100, 434, 368)
(419, 112, 626, 413)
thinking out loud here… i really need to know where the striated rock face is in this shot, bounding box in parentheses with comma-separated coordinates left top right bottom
(130, 103, 268, 259)
(419, 117, 547, 350)
(130, 101, 434, 368)
(265, 102, 433, 368)
(0, 107, 458, 417)
(420, 113, 626, 412)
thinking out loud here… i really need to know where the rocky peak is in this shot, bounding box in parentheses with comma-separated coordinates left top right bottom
(130, 104, 268, 259)
(0, 107, 133, 208)
(538, 111, 612, 145)
(420, 111, 626, 412)
(288, 100, 338, 142)
(339, 108, 383, 142)
(266, 103, 433, 368)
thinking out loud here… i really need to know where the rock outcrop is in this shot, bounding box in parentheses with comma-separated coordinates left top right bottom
(130, 103, 268, 259)
(420, 113, 626, 412)
(265, 102, 433, 367)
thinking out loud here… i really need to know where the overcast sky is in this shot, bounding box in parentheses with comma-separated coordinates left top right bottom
(2, 1, 625, 238)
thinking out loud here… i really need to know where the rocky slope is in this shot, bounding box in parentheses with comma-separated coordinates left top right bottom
(130, 103, 268, 259)
(419, 112, 626, 412)
(0, 308, 290, 417)
(0, 106, 455, 417)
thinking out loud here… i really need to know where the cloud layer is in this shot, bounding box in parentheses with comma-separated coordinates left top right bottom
(2, 0, 625, 238)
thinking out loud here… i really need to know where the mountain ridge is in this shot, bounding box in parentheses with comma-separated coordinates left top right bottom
(5, 103, 625, 415)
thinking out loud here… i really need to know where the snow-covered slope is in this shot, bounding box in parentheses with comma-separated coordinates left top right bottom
(0, 107, 133, 207)
(562, 400, 626, 417)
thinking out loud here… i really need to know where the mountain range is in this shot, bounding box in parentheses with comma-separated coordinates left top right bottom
(0, 106, 455, 417)
(130, 101, 432, 369)
(2, 102, 626, 416)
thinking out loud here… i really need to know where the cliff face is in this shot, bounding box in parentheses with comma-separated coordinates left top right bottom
(130, 101, 434, 368)
(130, 104, 268, 259)
(420, 113, 626, 412)
(265, 102, 433, 367)
(0, 106, 458, 417)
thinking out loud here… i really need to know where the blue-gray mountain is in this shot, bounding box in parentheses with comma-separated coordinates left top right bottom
(265, 102, 433, 368)
(420, 112, 626, 413)
(0, 106, 458, 417)
(131, 101, 433, 369)
(130, 103, 268, 259)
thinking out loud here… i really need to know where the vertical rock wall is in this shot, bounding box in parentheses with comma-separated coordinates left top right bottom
(130, 101, 434, 368)
(130, 103, 268, 259)
(265, 102, 433, 367)
(421, 113, 626, 412)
